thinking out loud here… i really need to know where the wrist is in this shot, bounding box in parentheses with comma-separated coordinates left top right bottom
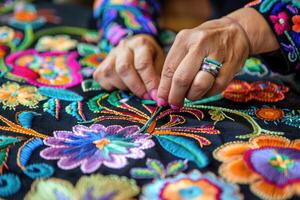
(225, 8, 280, 55)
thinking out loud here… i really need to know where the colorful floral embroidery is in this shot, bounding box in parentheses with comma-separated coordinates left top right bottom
(16, 111, 41, 129)
(41, 124, 155, 173)
(240, 57, 269, 77)
(131, 159, 188, 179)
(43, 98, 61, 120)
(270, 11, 290, 35)
(65, 101, 87, 122)
(0, 26, 15, 43)
(0, 136, 22, 173)
(214, 135, 300, 200)
(25, 174, 139, 200)
(0, 173, 21, 197)
(240, 106, 300, 128)
(223, 80, 289, 102)
(6, 49, 83, 88)
(35, 35, 78, 52)
(38, 87, 83, 101)
(292, 15, 300, 32)
(255, 107, 285, 121)
(8, 3, 46, 30)
(0, 82, 45, 110)
(80, 52, 106, 68)
(141, 170, 243, 200)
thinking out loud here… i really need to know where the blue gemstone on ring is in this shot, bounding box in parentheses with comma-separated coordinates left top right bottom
(204, 57, 222, 67)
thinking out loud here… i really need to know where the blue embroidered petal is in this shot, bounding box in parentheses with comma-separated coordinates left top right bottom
(155, 135, 209, 168)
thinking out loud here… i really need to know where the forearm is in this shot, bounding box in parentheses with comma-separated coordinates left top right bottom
(226, 8, 280, 55)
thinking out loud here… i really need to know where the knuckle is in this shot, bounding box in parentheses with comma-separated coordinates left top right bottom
(103, 65, 114, 77)
(135, 61, 151, 72)
(176, 29, 190, 41)
(193, 81, 208, 93)
(116, 63, 131, 76)
(135, 37, 148, 45)
(162, 65, 176, 79)
(173, 75, 190, 87)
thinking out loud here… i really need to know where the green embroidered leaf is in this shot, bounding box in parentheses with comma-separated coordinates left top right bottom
(108, 91, 121, 107)
(87, 93, 108, 113)
(81, 79, 102, 92)
(156, 135, 209, 168)
(130, 168, 157, 179)
(166, 160, 187, 176)
(77, 43, 99, 56)
(0, 136, 22, 172)
(38, 87, 83, 102)
(146, 159, 164, 178)
(142, 100, 157, 105)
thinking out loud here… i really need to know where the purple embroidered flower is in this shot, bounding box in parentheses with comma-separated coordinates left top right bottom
(40, 124, 155, 173)
(244, 147, 300, 187)
(270, 11, 290, 35)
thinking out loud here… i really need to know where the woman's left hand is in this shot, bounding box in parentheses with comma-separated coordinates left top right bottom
(157, 8, 279, 108)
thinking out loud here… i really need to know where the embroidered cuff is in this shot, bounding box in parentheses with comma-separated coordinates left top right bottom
(246, 0, 300, 74)
(94, 0, 160, 51)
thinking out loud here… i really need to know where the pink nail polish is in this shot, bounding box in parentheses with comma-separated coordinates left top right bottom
(143, 93, 151, 100)
(157, 98, 168, 106)
(150, 89, 158, 101)
(171, 105, 181, 110)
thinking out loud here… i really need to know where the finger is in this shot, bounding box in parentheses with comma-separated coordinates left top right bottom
(168, 50, 203, 107)
(187, 53, 224, 100)
(93, 55, 116, 91)
(133, 45, 160, 94)
(205, 61, 239, 97)
(115, 47, 147, 98)
(157, 30, 189, 105)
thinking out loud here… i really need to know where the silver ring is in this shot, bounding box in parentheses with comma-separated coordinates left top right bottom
(201, 57, 223, 78)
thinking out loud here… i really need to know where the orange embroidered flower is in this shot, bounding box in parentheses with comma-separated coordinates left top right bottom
(214, 135, 300, 200)
(292, 15, 300, 32)
(223, 80, 289, 102)
(255, 107, 285, 121)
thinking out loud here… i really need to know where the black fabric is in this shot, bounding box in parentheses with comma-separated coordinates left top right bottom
(0, 2, 300, 200)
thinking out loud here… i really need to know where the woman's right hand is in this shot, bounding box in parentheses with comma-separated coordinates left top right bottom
(93, 34, 164, 100)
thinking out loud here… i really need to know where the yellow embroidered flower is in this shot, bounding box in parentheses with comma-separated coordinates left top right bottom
(0, 82, 45, 110)
(0, 26, 15, 44)
(213, 135, 300, 200)
(35, 35, 77, 52)
(25, 174, 139, 200)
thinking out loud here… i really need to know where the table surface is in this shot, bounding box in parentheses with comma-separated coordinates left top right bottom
(0, 2, 300, 200)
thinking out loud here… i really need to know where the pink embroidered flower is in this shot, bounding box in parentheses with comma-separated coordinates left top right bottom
(292, 15, 300, 32)
(270, 12, 290, 35)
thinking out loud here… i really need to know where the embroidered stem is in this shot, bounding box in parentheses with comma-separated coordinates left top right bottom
(34, 26, 89, 42)
(138, 106, 163, 133)
(0, 115, 47, 139)
(188, 105, 283, 138)
(16, 25, 34, 51)
(184, 94, 224, 105)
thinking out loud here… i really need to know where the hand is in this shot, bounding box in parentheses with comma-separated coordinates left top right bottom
(157, 8, 279, 108)
(93, 34, 164, 99)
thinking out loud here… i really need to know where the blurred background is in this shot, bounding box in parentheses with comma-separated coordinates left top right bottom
(52, 0, 212, 31)
(49, 0, 250, 30)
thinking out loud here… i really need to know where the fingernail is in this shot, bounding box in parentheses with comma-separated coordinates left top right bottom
(171, 104, 181, 110)
(150, 89, 158, 101)
(157, 98, 168, 106)
(143, 93, 151, 100)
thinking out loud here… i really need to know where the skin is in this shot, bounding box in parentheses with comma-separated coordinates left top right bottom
(93, 8, 279, 107)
